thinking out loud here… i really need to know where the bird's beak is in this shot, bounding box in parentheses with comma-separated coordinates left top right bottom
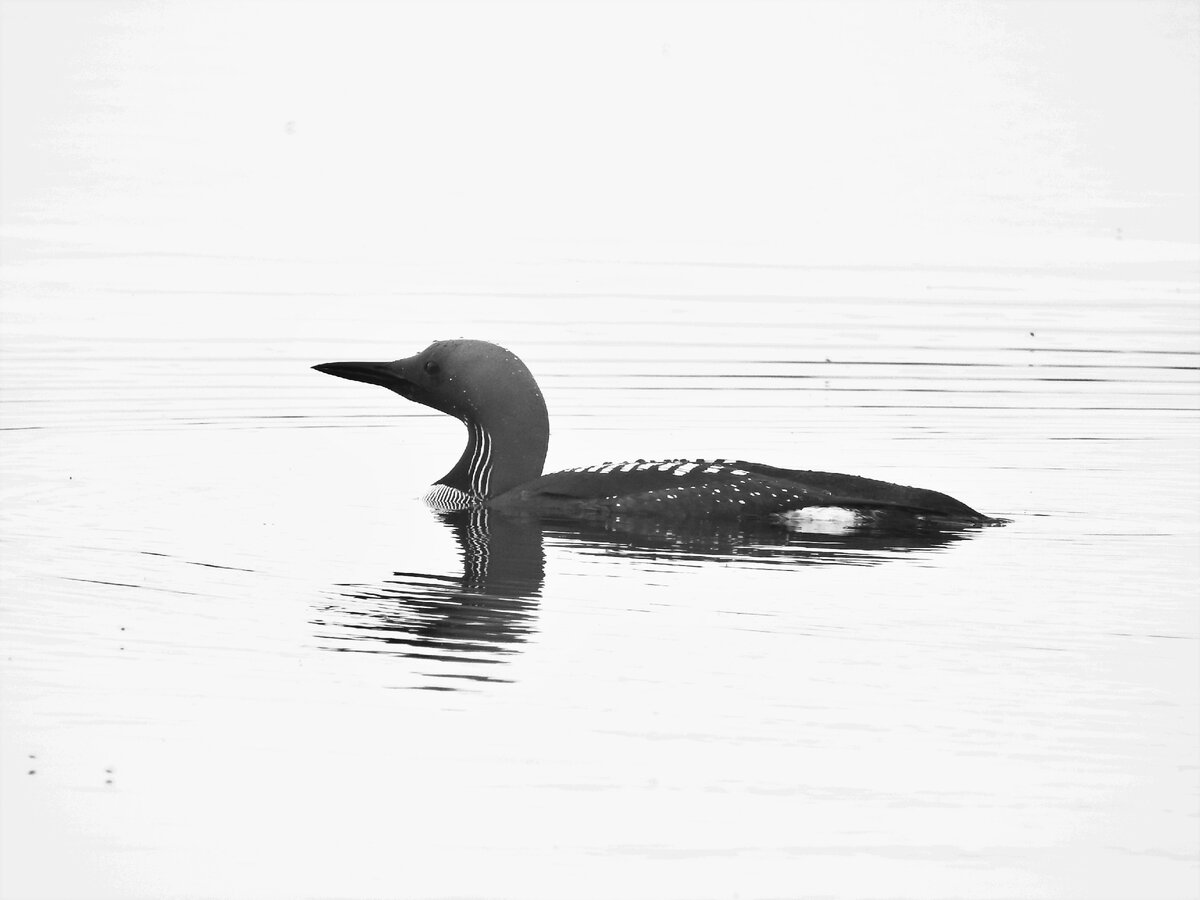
(314, 354, 453, 413)
(312, 359, 427, 405)
(312, 360, 405, 389)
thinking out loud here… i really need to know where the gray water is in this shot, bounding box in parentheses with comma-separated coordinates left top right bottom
(2, 263, 1198, 899)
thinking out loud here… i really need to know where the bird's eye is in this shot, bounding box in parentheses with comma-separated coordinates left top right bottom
(423, 360, 440, 376)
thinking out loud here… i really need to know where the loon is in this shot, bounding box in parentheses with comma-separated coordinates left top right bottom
(314, 339, 994, 526)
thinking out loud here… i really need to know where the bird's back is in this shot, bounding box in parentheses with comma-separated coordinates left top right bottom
(490, 458, 991, 524)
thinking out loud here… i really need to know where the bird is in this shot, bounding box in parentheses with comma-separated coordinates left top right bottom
(314, 339, 996, 527)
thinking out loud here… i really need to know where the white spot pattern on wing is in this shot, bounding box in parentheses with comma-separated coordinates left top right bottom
(556, 459, 766, 485)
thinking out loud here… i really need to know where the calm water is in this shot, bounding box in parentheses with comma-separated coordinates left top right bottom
(2, 261, 1197, 899)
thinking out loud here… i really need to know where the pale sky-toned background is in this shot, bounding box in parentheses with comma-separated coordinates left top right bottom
(2, 0, 1197, 275)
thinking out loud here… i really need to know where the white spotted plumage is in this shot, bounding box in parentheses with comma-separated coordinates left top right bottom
(557, 458, 750, 479)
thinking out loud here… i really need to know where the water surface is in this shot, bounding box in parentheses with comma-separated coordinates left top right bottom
(2, 265, 1197, 900)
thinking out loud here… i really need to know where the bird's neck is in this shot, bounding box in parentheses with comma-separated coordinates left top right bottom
(438, 405, 549, 501)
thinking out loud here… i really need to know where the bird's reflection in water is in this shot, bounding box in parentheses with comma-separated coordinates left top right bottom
(537, 513, 981, 568)
(313, 510, 985, 689)
(313, 509, 545, 689)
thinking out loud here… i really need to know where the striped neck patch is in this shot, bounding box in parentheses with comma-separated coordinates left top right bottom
(423, 484, 481, 511)
(464, 420, 493, 498)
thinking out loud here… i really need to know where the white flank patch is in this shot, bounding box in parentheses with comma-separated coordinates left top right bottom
(775, 506, 864, 535)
